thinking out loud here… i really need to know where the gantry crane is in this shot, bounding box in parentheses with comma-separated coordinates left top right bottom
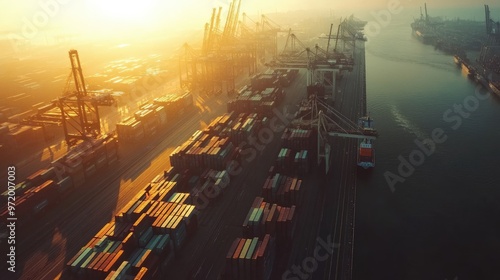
(180, 0, 255, 94)
(259, 14, 288, 57)
(269, 20, 375, 172)
(485, 5, 500, 43)
(272, 19, 360, 100)
(478, 5, 500, 69)
(274, 30, 312, 68)
(179, 0, 287, 94)
(292, 95, 377, 173)
(423, 3, 444, 29)
(309, 18, 359, 99)
(238, 13, 287, 60)
(23, 49, 114, 146)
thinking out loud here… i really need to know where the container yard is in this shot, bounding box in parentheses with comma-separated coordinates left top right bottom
(58, 64, 308, 278)
(0, 0, 374, 279)
(57, 24, 368, 278)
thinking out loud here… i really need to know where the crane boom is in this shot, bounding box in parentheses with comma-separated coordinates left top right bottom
(424, 3, 429, 23)
(207, 8, 217, 53)
(202, 23, 210, 55)
(69, 49, 87, 96)
(327, 132, 376, 140)
(334, 19, 342, 52)
(223, 1, 234, 39)
(232, 0, 242, 37)
(215, 7, 223, 33)
(326, 23, 333, 57)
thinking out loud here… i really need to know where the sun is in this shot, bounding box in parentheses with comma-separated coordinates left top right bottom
(75, 0, 233, 38)
(85, 0, 176, 31)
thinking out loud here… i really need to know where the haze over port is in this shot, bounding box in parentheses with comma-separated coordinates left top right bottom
(1, 0, 497, 97)
(1, 1, 497, 52)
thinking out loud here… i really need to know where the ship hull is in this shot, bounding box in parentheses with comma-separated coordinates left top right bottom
(357, 160, 375, 169)
(357, 143, 375, 169)
(412, 29, 436, 44)
(489, 82, 500, 97)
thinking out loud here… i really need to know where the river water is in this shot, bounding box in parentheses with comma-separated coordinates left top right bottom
(354, 7, 500, 280)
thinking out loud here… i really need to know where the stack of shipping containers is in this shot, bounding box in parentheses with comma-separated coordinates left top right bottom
(116, 92, 192, 143)
(224, 234, 276, 280)
(227, 69, 298, 116)
(66, 168, 198, 279)
(0, 135, 118, 225)
(0, 122, 45, 154)
(242, 197, 297, 247)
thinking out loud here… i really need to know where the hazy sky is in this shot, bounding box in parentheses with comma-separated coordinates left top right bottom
(1, 0, 498, 27)
(0, 0, 498, 42)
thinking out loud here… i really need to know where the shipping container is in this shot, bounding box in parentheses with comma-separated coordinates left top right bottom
(242, 197, 297, 246)
(224, 234, 275, 280)
(282, 128, 310, 150)
(153, 92, 193, 119)
(227, 80, 285, 116)
(262, 174, 303, 207)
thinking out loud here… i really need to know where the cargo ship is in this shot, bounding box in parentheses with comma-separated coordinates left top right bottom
(460, 59, 476, 79)
(357, 116, 376, 169)
(489, 81, 500, 96)
(358, 140, 375, 169)
(411, 4, 438, 44)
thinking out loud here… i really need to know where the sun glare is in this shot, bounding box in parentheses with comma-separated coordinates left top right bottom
(93, 0, 155, 21)
(81, 0, 200, 35)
